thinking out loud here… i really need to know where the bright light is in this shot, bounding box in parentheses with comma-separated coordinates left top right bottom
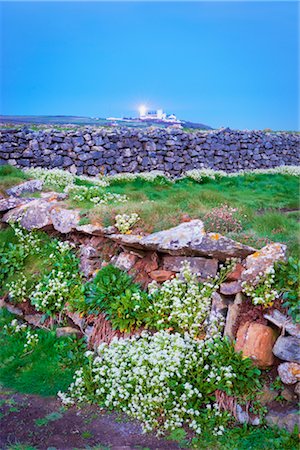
(139, 105, 147, 117)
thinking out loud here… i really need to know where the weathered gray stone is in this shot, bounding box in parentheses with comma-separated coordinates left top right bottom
(220, 281, 242, 296)
(278, 362, 300, 385)
(6, 179, 43, 197)
(265, 409, 299, 433)
(241, 243, 287, 283)
(2, 198, 55, 230)
(162, 255, 218, 279)
(224, 292, 244, 340)
(0, 196, 34, 212)
(264, 310, 300, 338)
(75, 224, 116, 235)
(50, 207, 80, 233)
(273, 336, 300, 363)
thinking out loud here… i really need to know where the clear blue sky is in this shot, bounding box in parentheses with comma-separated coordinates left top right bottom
(0, 1, 298, 130)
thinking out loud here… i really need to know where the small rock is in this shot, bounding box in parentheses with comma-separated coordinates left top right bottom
(265, 409, 299, 433)
(281, 387, 295, 402)
(278, 362, 300, 384)
(24, 314, 44, 327)
(149, 270, 175, 283)
(264, 309, 300, 338)
(220, 281, 242, 296)
(131, 252, 159, 274)
(226, 262, 244, 281)
(235, 321, 278, 367)
(56, 327, 81, 338)
(273, 336, 300, 363)
(224, 292, 244, 340)
(294, 382, 300, 397)
(76, 224, 116, 235)
(114, 252, 139, 272)
(256, 384, 278, 405)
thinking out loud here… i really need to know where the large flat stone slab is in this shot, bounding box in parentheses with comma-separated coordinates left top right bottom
(0, 197, 35, 212)
(50, 207, 80, 233)
(2, 198, 57, 230)
(108, 220, 256, 260)
(6, 179, 43, 197)
(241, 243, 287, 283)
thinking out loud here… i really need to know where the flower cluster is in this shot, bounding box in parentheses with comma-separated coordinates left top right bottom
(10, 221, 41, 254)
(31, 269, 73, 313)
(242, 267, 279, 307)
(105, 170, 173, 183)
(4, 319, 39, 351)
(59, 330, 260, 435)
(148, 261, 234, 337)
(65, 184, 127, 206)
(203, 204, 243, 234)
(185, 168, 227, 183)
(184, 166, 300, 182)
(115, 213, 140, 234)
(25, 167, 74, 190)
(6, 273, 30, 303)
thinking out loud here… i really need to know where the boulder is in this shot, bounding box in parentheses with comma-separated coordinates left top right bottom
(241, 243, 287, 283)
(0, 197, 34, 212)
(220, 281, 242, 296)
(162, 255, 218, 279)
(109, 220, 256, 260)
(235, 321, 278, 367)
(265, 409, 299, 433)
(2, 198, 56, 230)
(50, 207, 80, 233)
(149, 270, 175, 283)
(273, 336, 300, 363)
(278, 362, 300, 384)
(6, 179, 43, 197)
(264, 310, 300, 338)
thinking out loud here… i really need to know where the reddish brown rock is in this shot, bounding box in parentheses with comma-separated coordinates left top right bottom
(235, 321, 278, 368)
(149, 270, 175, 283)
(220, 281, 242, 296)
(131, 251, 159, 274)
(226, 263, 244, 281)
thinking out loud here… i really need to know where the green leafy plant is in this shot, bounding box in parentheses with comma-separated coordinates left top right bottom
(274, 257, 300, 323)
(76, 265, 150, 332)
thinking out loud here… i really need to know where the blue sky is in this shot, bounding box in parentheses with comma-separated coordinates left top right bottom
(0, 1, 298, 130)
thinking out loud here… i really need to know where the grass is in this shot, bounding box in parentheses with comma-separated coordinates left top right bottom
(0, 308, 86, 396)
(82, 174, 299, 256)
(0, 165, 29, 193)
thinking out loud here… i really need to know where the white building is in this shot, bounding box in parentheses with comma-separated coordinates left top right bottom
(139, 106, 179, 122)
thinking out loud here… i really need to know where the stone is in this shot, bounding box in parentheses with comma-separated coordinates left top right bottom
(241, 243, 287, 284)
(220, 281, 242, 296)
(24, 314, 44, 327)
(50, 207, 80, 233)
(281, 387, 295, 402)
(2, 198, 55, 230)
(0, 297, 23, 316)
(131, 252, 159, 274)
(113, 252, 139, 271)
(162, 255, 218, 279)
(66, 310, 86, 331)
(294, 382, 300, 397)
(149, 270, 175, 283)
(109, 220, 256, 260)
(278, 362, 300, 385)
(6, 179, 43, 197)
(235, 321, 278, 367)
(256, 385, 278, 406)
(56, 327, 81, 338)
(224, 292, 244, 340)
(264, 310, 300, 339)
(79, 244, 100, 278)
(273, 336, 300, 363)
(75, 223, 116, 235)
(265, 409, 299, 433)
(0, 196, 34, 212)
(226, 262, 244, 281)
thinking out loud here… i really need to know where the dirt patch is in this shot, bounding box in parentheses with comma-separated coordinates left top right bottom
(0, 388, 183, 450)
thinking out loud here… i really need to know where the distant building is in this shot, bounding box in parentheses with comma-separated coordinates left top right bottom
(139, 106, 180, 123)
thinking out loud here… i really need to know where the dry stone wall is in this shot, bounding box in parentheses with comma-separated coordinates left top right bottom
(1, 126, 299, 176)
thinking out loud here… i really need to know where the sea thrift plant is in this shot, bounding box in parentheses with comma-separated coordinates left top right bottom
(203, 204, 243, 234)
(148, 261, 235, 337)
(115, 213, 140, 234)
(241, 267, 279, 307)
(58, 331, 260, 435)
